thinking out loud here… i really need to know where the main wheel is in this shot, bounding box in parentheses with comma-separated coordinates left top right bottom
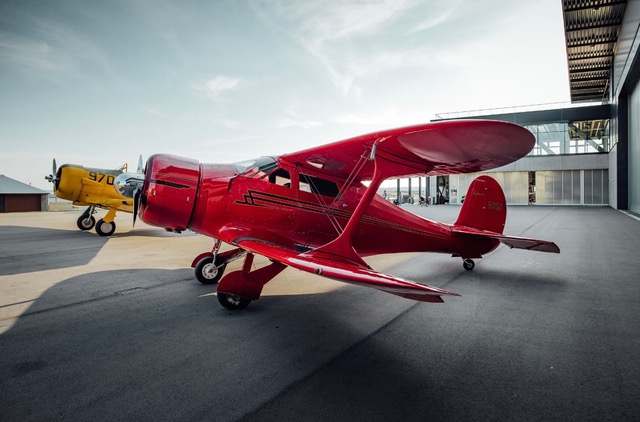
(463, 259, 475, 271)
(95, 219, 116, 237)
(195, 256, 227, 285)
(217, 292, 251, 310)
(77, 214, 96, 231)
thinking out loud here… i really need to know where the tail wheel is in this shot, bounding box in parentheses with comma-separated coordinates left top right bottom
(217, 292, 251, 310)
(77, 215, 96, 231)
(463, 259, 475, 271)
(195, 256, 227, 285)
(95, 219, 116, 237)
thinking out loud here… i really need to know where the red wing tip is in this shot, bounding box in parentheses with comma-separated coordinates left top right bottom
(395, 290, 461, 303)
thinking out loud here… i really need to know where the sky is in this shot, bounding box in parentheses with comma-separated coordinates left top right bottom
(0, 0, 570, 191)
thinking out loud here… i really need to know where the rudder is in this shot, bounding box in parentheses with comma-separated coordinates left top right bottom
(455, 176, 506, 234)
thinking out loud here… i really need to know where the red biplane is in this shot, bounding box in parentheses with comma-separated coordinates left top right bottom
(118, 120, 559, 310)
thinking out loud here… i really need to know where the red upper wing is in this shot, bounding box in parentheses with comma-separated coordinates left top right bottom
(280, 120, 534, 180)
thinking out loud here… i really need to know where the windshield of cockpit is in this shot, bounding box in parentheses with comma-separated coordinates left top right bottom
(233, 156, 278, 179)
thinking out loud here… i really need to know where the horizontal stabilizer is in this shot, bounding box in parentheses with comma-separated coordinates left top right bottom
(452, 225, 560, 253)
(236, 239, 460, 303)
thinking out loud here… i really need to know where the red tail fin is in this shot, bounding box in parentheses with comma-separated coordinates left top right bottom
(455, 176, 506, 234)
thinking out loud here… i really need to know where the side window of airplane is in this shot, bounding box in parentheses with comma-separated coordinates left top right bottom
(299, 174, 339, 198)
(268, 168, 291, 188)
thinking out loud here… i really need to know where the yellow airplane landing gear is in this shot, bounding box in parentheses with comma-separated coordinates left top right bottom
(96, 208, 117, 237)
(77, 206, 96, 231)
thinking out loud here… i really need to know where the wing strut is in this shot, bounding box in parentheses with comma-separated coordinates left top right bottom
(302, 140, 385, 241)
(305, 142, 391, 268)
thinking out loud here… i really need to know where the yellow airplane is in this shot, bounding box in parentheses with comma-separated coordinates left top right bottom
(45, 157, 144, 236)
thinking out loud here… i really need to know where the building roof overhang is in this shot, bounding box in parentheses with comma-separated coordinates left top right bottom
(562, 0, 627, 103)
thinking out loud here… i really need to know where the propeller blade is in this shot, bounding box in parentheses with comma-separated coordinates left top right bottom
(45, 158, 59, 191)
(133, 188, 140, 227)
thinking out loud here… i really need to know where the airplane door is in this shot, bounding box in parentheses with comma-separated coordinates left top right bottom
(294, 173, 346, 248)
(226, 168, 296, 239)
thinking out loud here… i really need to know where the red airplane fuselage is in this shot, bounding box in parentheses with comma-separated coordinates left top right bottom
(131, 121, 560, 310)
(139, 154, 498, 260)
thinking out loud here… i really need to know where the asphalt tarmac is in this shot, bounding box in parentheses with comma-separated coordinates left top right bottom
(1, 205, 639, 421)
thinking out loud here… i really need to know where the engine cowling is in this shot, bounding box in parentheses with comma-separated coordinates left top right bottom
(55, 165, 85, 202)
(138, 154, 200, 232)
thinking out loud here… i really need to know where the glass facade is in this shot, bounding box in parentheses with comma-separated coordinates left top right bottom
(536, 170, 580, 205)
(584, 169, 609, 205)
(445, 119, 611, 206)
(449, 170, 608, 206)
(392, 116, 611, 207)
(451, 172, 529, 205)
(524, 120, 609, 156)
(536, 170, 608, 205)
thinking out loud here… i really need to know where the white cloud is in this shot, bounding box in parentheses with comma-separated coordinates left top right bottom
(0, 33, 63, 71)
(217, 118, 242, 128)
(1, 14, 117, 80)
(406, 0, 461, 34)
(249, 0, 458, 97)
(275, 118, 323, 129)
(334, 107, 431, 128)
(143, 107, 167, 117)
(274, 103, 323, 129)
(191, 75, 243, 99)
(206, 75, 242, 93)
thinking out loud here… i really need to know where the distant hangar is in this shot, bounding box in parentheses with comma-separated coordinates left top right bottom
(0, 175, 49, 212)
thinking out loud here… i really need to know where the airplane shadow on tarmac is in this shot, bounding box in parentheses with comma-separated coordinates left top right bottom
(0, 226, 109, 276)
(0, 260, 571, 421)
(0, 265, 424, 421)
(0, 225, 198, 277)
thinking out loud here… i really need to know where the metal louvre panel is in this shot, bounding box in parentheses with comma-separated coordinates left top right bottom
(562, 0, 627, 102)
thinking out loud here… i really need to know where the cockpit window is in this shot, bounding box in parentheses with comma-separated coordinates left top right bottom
(234, 157, 335, 196)
(269, 168, 291, 187)
(234, 156, 278, 179)
(300, 173, 340, 198)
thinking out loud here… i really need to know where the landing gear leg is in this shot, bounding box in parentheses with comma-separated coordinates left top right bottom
(216, 252, 286, 310)
(195, 239, 227, 284)
(192, 240, 246, 285)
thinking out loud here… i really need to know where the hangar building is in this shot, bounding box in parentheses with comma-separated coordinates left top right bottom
(0, 175, 49, 212)
(410, 0, 640, 214)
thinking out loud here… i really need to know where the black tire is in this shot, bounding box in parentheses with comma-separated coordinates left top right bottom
(463, 259, 475, 271)
(217, 292, 251, 310)
(77, 215, 96, 231)
(195, 256, 227, 285)
(95, 219, 116, 237)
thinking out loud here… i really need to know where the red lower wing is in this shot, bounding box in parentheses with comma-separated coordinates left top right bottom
(237, 239, 460, 303)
